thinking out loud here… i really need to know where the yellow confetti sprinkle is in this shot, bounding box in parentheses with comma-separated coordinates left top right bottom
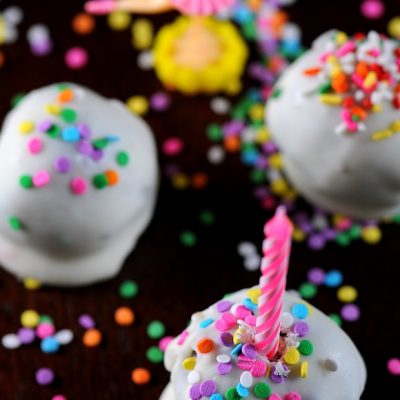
(249, 104, 265, 121)
(363, 71, 377, 89)
(335, 31, 348, 45)
(172, 173, 189, 190)
(284, 347, 300, 365)
(19, 121, 35, 134)
(126, 96, 149, 116)
(337, 285, 358, 303)
(182, 357, 196, 370)
(361, 226, 381, 244)
(300, 361, 308, 378)
(388, 16, 400, 39)
(269, 154, 283, 169)
(23, 278, 42, 290)
(371, 130, 393, 141)
(44, 104, 61, 115)
(131, 18, 153, 50)
(390, 120, 400, 132)
(256, 127, 270, 143)
(107, 10, 131, 31)
(271, 179, 289, 196)
(319, 94, 342, 106)
(293, 228, 306, 242)
(20, 310, 40, 328)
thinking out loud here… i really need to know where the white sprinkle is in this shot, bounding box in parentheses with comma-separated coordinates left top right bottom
(207, 145, 225, 164)
(354, 90, 364, 101)
(334, 123, 347, 135)
(237, 242, 257, 257)
(54, 329, 74, 345)
(241, 127, 257, 143)
(187, 370, 200, 384)
(282, 23, 301, 41)
(3, 6, 23, 25)
(210, 97, 231, 115)
(240, 371, 253, 388)
(280, 312, 294, 329)
(244, 255, 261, 271)
(2, 333, 21, 349)
(137, 51, 153, 70)
(26, 24, 50, 44)
(216, 354, 231, 364)
(4, 26, 18, 44)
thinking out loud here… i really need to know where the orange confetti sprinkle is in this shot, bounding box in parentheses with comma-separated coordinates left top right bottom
(223, 136, 241, 152)
(83, 328, 102, 347)
(303, 67, 321, 76)
(72, 13, 96, 35)
(131, 368, 151, 385)
(197, 338, 214, 354)
(57, 89, 74, 103)
(105, 170, 119, 186)
(191, 172, 208, 189)
(114, 306, 135, 326)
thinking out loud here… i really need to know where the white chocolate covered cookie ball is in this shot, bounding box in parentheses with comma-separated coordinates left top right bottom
(266, 30, 400, 219)
(0, 83, 158, 286)
(161, 288, 366, 400)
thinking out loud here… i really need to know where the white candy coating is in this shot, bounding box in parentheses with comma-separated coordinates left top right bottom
(266, 30, 400, 219)
(0, 83, 158, 286)
(160, 288, 366, 400)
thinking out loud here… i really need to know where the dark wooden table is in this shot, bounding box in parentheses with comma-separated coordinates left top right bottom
(0, 0, 399, 398)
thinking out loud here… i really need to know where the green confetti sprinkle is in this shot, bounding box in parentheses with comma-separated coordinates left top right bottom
(319, 82, 332, 94)
(298, 339, 314, 356)
(330, 313, 342, 326)
(47, 124, 61, 138)
(199, 210, 215, 225)
(254, 382, 271, 398)
(299, 282, 317, 299)
(250, 169, 265, 184)
(20, 175, 33, 189)
(9, 216, 22, 231)
(116, 151, 129, 166)
(225, 387, 241, 400)
(60, 108, 77, 123)
(11, 93, 26, 108)
(146, 346, 164, 363)
(336, 232, 351, 246)
(147, 321, 166, 339)
(93, 174, 108, 189)
(93, 138, 110, 150)
(206, 124, 223, 142)
(119, 280, 138, 298)
(180, 231, 197, 247)
(272, 87, 282, 99)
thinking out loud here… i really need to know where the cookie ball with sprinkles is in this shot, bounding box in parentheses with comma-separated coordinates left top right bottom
(266, 30, 400, 219)
(0, 83, 158, 286)
(160, 288, 366, 400)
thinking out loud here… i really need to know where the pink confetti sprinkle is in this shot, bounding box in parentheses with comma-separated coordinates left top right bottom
(65, 47, 89, 70)
(28, 137, 43, 154)
(70, 177, 87, 195)
(387, 358, 400, 375)
(360, 0, 385, 20)
(36, 323, 55, 339)
(162, 137, 183, 156)
(33, 170, 51, 187)
(159, 336, 174, 352)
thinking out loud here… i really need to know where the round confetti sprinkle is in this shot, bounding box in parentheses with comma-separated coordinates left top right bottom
(330, 313, 343, 326)
(298, 339, 314, 356)
(159, 336, 174, 352)
(388, 17, 400, 38)
(82, 328, 102, 347)
(119, 280, 138, 298)
(337, 285, 358, 303)
(35, 367, 54, 385)
(93, 174, 108, 189)
(9, 216, 23, 230)
(147, 321, 165, 339)
(180, 231, 197, 247)
(291, 303, 309, 319)
(40, 336, 60, 354)
(114, 307, 135, 326)
(65, 47, 89, 69)
(72, 13, 95, 35)
(33, 170, 51, 187)
(79, 314, 95, 329)
(107, 10, 131, 30)
(299, 282, 317, 299)
(21, 310, 40, 328)
(361, 0, 385, 19)
(131, 367, 151, 385)
(387, 358, 400, 375)
(117, 151, 129, 166)
(146, 346, 164, 363)
(127, 96, 149, 115)
(197, 338, 214, 354)
(70, 177, 87, 195)
(150, 92, 170, 111)
(2, 333, 21, 349)
(28, 137, 43, 154)
(283, 347, 300, 364)
(162, 137, 184, 156)
(36, 323, 55, 339)
(23, 277, 41, 290)
(54, 329, 74, 345)
(20, 175, 33, 188)
(18, 327, 36, 344)
(307, 267, 325, 285)
(324, 270, 343, 287)
(341, 304, 360, 321)
(254, 382, 271, 398)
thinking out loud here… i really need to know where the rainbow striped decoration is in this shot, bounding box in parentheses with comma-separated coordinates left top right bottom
(255, 206, 293, 358)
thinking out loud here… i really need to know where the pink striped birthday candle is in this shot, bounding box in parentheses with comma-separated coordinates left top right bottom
(255, 206, 293, 359)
